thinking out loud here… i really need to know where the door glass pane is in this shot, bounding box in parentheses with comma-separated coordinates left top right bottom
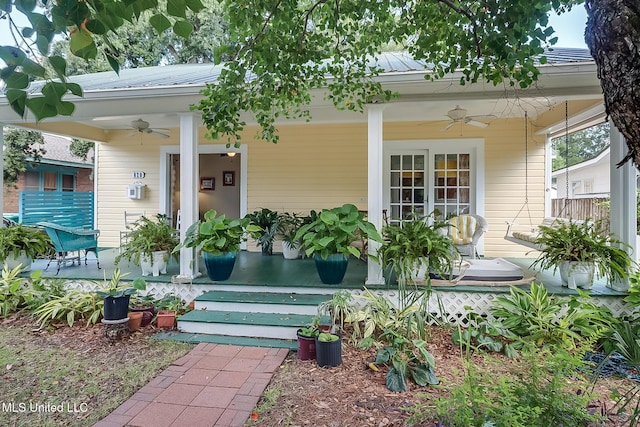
(388, 152, 427, 225)
(391, 189, 400, 203)
(390, 172, 400, 186)
(391, 155, 401, 170)
(460, 154, 470, 169)
(414, 155, 424, 170)
(402, 155, 412, 169)
(432, 151, 472, 217)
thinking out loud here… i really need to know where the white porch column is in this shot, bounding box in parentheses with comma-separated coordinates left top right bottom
(178, 113, 201, 279)
(366, 104, 385, 285)
(609, 121, 636, 291)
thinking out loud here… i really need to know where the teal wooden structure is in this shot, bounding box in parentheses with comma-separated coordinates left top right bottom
(19, 191, 94, 228)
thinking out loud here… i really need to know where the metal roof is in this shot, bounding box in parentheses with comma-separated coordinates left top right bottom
(26, 48, 593, 94)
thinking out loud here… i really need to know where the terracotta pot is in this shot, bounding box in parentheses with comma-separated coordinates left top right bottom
(128, 311, 143, 331)
(156, 310, 176, 328)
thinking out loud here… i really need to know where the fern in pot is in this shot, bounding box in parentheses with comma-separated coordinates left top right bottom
(530, 219, 633, 290)
(115, 214, 179, 277)
(245, 208, 281, 255)
(278, 212, 305, 259)
(0, 224, 54, 271)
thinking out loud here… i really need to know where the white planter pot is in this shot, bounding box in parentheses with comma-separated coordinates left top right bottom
(140, 250, 168, 277)
(559, 261, 595, 290)
(1, 251, 32, 272)
(282, 241, 301, 260)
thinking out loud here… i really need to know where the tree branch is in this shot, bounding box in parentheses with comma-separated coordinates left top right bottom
(436, 0, 482, 57)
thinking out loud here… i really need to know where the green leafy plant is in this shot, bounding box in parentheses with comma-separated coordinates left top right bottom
(409, 344, 600, 426)
(175, 209, 261, 256)
(0, 265, 30, 317)
(317, 290, 356, 334)
(295, 203, 382, 259)
(531, 219, 633, 284)
(452, 308, 519, 358)
(317, 332, 340, 342)
(33, 289, 103, 327)
(297, 325, 320, 338)
(115, 214, 179, 266)
(278, 212, 305, 245)
(154, 293, 191, 315)
(0, 224, 54, 261)
(95, 269, 146, 299)
(490, 283, 611, 349)
(245, 208, 282, 255)
(374, 329, 439, 392)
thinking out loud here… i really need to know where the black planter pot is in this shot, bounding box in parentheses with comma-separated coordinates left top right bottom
(314, 254, 349, 285)
(315, 334, 342, 367)
(103, 295, 130, 321)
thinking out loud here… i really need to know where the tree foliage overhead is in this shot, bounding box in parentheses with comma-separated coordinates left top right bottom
(2, 128, 45, 187)
(552, 122, 610, 171)
(1, 0, 640, 170)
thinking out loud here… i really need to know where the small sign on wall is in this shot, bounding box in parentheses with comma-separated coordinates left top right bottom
(223, 171, 235, 186)
(200, 177, 215, 191)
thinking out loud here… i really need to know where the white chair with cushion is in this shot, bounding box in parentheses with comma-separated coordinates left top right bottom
(449, 214, 488, 259)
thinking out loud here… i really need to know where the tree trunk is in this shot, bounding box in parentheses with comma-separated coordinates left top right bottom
(585, 0, 640, 169)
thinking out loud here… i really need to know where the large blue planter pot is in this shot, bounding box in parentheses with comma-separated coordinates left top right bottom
(314, 254, 349, 285)
(202, 251, 237, 281)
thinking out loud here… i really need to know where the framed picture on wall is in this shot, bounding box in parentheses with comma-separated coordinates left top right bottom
(200, 177, 215, 191)
(223, 171, 235, 186)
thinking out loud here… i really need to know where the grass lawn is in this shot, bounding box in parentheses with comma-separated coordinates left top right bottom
(0, 315, 193, 427)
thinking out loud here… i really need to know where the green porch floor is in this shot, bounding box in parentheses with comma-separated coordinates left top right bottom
(25, 250, 627, 297)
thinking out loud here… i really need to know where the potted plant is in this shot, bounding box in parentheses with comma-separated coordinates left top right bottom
(531, 219, 633, 289)
(278, 212, 305, 259)
(0, 224, 54, 272)
(174, 210, 261, 281)
(154, 293, 191, 328)
(115, 214, 179, 277)
(95, 269, 146, 321)
(129, 294, 156, 327)
(295, 204, 382, 285)
(245, 208, 281, 255)
(296, 324, 320, 360)
(375, 212, 458, 287)
(315, 332, 342, 367)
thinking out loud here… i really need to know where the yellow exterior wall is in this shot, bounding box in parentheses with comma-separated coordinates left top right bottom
(96, 116, 549, 257)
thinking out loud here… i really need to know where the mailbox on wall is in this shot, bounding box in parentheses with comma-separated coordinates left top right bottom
(126, 182, 146, 199)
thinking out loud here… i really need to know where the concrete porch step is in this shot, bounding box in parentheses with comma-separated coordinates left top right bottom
(177, 309, 328, 340)
(153, 331, 298, 350)
(193, 290, 333, 315)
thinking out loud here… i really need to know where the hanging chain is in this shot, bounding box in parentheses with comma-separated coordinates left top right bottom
(565, 100, 570, 209)
(524, 111, 529, 203)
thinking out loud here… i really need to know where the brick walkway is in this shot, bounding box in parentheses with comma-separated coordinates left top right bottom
(94, 344, 289, 427)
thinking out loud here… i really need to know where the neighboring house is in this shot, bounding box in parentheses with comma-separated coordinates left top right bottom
(1, 47, 635, 283)
(2, 133, 94, 219)
(553, 147, 611, 199)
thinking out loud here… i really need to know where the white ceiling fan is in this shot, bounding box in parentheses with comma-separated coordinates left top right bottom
(128, 118, 170, 138)
(443, 105, 496, 130)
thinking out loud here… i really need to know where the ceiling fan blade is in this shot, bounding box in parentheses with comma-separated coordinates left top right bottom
(466, 119, 489, 128)
(149, 130, 170, 138)
(468, 114, 497, 120)
(127, 131, 138, 137)
(443, 121, 455, 130)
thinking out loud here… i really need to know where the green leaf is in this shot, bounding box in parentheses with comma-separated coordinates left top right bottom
(106, 56, 120, 75)
(26, 96, 58, 121)
(57, 100, 75, 116)
(70, 28, 96, 59)
(166, 0, 186, 19)
(21, 58, 46, 78)
(16, 0, 37, 13)
(173, 20, 193, 38)
(0, 46, 26, 66)
(48, 55, 67, 80)
(4, 71, 29, 89)
(85, 19, 107, 35)
(386, 366, 407, 392)
(66, 82, 83, 97)
(149, 14, 172, 33)
(6, 89, 27, 117)
(185, 0, 204, 12)
(42, 81, 67, 99)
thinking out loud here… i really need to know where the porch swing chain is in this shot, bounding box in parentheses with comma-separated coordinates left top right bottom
(564, 100, 570, 211)
(510, 112, 535, 231)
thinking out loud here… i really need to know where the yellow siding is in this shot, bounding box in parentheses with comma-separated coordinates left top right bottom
(96, 118, 549, 257)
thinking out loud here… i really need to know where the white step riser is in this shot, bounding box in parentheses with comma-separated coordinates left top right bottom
(178, 321, 299, 340)
(194, 301, 318, 315)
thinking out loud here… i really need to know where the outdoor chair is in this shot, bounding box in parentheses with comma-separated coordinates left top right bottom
(119, 211, 145, 251)
(449, 214, 488, 259)
(37, 222, 100, 274)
